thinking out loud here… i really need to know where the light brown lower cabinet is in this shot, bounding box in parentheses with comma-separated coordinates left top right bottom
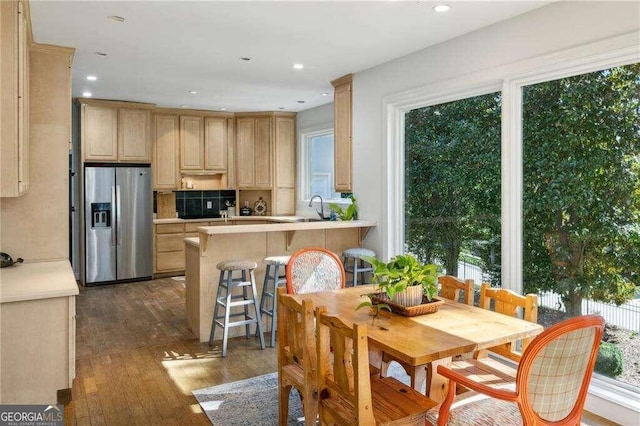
(154, 221, 213, 273)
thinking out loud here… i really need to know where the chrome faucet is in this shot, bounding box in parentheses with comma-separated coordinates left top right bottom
(308, 195, 327, 220)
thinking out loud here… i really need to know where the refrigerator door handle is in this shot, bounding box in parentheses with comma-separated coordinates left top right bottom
(111, 185, 117, 246)
(116, 185, 122, 246)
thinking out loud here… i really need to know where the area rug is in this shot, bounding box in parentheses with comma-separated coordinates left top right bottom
(193, 364, 412, 425)
(192, 373, 304, 425)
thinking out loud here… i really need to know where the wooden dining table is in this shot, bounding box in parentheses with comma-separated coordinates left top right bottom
(287, 285, 544, 402)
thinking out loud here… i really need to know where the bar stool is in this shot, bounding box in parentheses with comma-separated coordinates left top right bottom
(258, 255, 290, 347)
(209, 259, 265, 357)
(342, 248, 376, 286)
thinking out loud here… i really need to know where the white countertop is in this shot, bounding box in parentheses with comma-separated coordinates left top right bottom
(198, 220, 377, 235)
(154, 216, 308, 224)
(0, 259, 79, 303)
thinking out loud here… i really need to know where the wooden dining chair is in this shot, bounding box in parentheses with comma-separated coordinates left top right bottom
(286, 247, 346, 294)
(380, 276, 475, 390)
(437, 283, 540, 392)
(475, 282, 539, 361)
(431, 315, 605, 426)
(438, 275, 474, 306)
(277, 288, 319, 425)
(315, 307, 437, 426)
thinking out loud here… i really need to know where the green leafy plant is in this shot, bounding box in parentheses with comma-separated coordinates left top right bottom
(329, 195, 358, 221)
(362, 254, 438, 302)
(355, 297, 391, 328)
(594, 341, 623, 378)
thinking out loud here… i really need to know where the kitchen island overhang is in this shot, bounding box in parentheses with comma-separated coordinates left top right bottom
(184, 219, 376, 342)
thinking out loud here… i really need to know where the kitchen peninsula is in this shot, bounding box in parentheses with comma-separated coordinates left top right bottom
(184, 218, 376, 341)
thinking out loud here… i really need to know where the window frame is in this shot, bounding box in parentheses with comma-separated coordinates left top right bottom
(298, 126, 344, 203)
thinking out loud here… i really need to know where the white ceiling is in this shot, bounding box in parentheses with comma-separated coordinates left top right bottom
(30, 1, 549, 112)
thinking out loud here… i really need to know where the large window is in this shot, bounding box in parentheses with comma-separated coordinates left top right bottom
(300, 129, 341, 201)
(522, 64, 640, 387)
(389, 35, 640, 421)
(404, 93, 502, 283)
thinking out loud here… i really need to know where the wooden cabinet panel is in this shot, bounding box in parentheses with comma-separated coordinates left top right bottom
(154, 223, 185, 273)
(332, 75, 353, 192)
(204, 117, 227, 171)
(254, 117, 272, 187)
(156, 233, 184, 252)
(118, 108, 151, 162)
(236, 118, 255, 187)
(273, 116, 296, 215)
(226, 118, 236, 189)
(274, 188, 296, 216)
(153, 114, 180, 190)
(156, 251, 185, 272)
(185, 221, 209, 233)
(17, 0, 28, 194)
(156, 223, 184, 234)
(275, 117, 295, 188)
(0, 0, 29, 197)
(82, 104, 118, 161)
(180, 116, 203, 170)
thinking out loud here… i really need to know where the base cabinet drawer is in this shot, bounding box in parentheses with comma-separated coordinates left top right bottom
(156, 251, 185, 272)
(156, 233, 185, 252)
(156, 223, 185, 234)
(185, 221, 209, 233)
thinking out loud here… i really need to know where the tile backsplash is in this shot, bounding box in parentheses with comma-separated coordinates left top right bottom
(175, 190, 236, 218)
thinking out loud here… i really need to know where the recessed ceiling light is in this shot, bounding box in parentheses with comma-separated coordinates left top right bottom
(220, 107, 227, 111)
(86, 75, 98, 81)
(239, 57, 252, 61)
(181, 105, 189, 108)
(94, 52, 107, 57)
(321, 93, 329, 97)
(107, 15, 126, 23)
(82, 92, 92, 97)
(292, 63, 304, 70)
(188, 90, 197, 94)
(433, 4, 451, 12)
(297, 100, 305, 104)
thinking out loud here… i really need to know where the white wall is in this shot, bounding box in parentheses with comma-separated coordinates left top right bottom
(351, 1, 640, 258)
(295, 102, 334, 216)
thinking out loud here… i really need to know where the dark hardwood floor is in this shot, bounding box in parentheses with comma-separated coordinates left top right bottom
(66, 277, 277, 425)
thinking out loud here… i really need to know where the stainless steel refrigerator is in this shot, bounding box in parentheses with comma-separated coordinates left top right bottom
(84, 165, 152, 285)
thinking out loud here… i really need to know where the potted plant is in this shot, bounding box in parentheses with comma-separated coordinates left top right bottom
(328, 195, 358, 221)
(362, 254, 439, 308)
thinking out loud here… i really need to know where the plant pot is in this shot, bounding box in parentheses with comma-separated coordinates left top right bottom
(392, 285, 423, 307)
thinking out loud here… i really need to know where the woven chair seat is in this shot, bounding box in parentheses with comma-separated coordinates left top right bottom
(216, 259, 258, 271)
(263, 255, 291, 266)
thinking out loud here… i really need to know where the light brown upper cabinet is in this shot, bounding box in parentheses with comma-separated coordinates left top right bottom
(332, 74, 353, 192)
(82, 104, 118, 161)
(118, 108, 151, 162)
(1, 0, 30, 197)
(79, 99, 153, 163)
(204, 117, 228, 172)
(273, 115, 296, 215)
(179, 115, 229, 174)
(179, 116, 203, 170)
(236, 116, 272, 188)
(153, 114, 180, 190)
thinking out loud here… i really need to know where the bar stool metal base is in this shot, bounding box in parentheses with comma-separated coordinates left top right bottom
(342, 248, 376, 287)
(258, 255, 290, 347)
(209, 262, 265, 357)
